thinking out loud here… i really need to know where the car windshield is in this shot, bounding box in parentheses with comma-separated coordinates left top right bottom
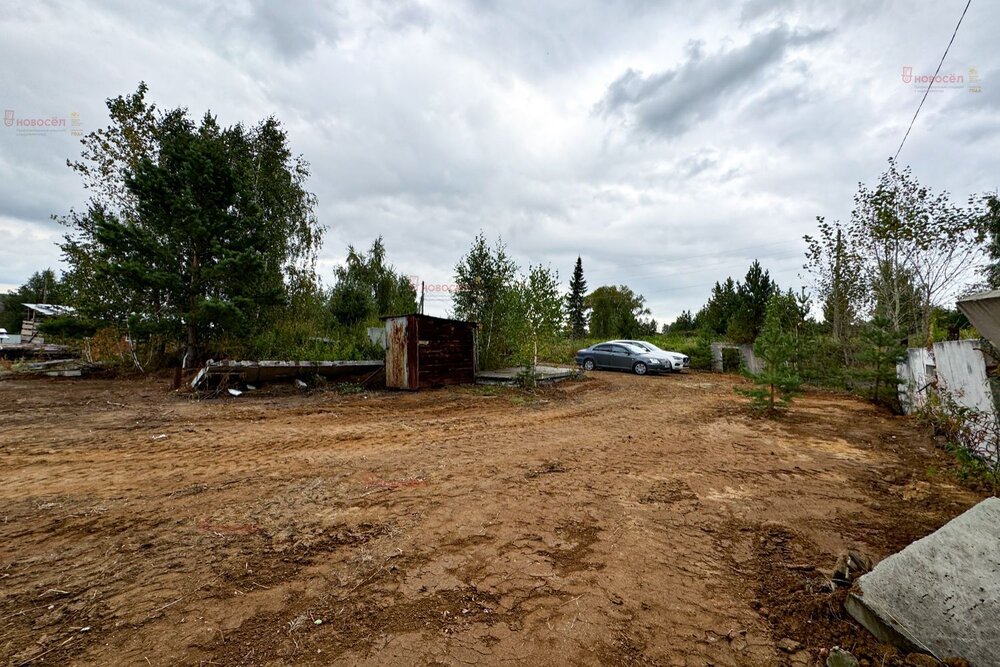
(621, 343, 647, 354)
(622, 341, 661, 353)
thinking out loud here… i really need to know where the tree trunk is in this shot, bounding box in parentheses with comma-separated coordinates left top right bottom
(185, 321, 197, 368)
(185, 250, 200, 367)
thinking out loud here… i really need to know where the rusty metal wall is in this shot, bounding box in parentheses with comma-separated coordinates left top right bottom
(384, 316, 411, 389)
(384, 314, 478, 390)
(414, 316, 477, 388)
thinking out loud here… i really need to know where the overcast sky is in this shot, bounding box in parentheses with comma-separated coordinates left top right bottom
(1, 0, 997, 323)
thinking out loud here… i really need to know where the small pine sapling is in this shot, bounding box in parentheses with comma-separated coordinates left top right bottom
(737, 296, 803, 414)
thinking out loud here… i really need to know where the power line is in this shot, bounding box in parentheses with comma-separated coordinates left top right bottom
(586, 238, 802, 277)
(594, 249, 805, 287)
(894, 0, 972, 161)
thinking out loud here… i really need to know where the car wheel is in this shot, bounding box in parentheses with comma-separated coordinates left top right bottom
(632, 361, 647, 375)
(583, 358, 595, 371)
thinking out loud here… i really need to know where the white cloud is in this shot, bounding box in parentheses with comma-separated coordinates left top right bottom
(0, 0, 997, 323)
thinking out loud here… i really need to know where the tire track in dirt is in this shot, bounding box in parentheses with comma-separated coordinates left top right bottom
(0, 373, 985, 666)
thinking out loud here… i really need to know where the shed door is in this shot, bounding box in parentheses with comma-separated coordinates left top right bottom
(385, 317, 410, 389)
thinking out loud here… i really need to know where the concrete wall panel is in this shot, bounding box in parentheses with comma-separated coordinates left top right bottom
(932, 339, 994, 415)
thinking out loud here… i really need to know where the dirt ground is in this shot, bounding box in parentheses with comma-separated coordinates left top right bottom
(0, 371, 986, 666)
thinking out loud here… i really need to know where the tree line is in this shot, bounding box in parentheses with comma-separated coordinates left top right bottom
(2, 84, 658, 371)
(5, 85, 998, 398)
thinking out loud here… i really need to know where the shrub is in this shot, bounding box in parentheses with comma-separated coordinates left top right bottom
(916, 387, 1000, 493)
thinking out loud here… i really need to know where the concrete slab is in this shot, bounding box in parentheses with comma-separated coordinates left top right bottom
(475, 365, 578, 385)
(845, 497, 1000, 666)
(191, 360, 384, 389)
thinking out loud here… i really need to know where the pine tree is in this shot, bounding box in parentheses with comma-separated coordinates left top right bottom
(59, 85, 322, 364)
(857, 316, 906, 409)
(737, 295, 803, 414)
(566, 256, 588, 338)
(728, 260, 778, 343)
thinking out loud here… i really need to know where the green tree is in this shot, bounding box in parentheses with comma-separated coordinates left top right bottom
(978, 193, 1000, 289)
(0, 269, 69, 334)
(452, 233, 520, 370)
(565, 256, 588, 338)
(329, 237, 417, 326)
(668, 310, 695, 334)
(765, 288, 816, 373)
(871, 260, 922, 340)
(515, 264, 563, 384)
(695, 278, 738, 336)
(727, 260, 778, 344)
(737, 294, 803, 414)
(857, 316, 906, 410)
(804, 217, 866, 340)
(59, 85, 322, 364)
(585, 285, 650, 338)
(849, 160, 981, 339)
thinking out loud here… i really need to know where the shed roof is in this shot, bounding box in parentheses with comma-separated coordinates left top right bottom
(22, 303, 77, 317)
(380, 313, 477, 326)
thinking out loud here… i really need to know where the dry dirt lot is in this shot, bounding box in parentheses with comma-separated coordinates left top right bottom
(0, 371, 985, 666)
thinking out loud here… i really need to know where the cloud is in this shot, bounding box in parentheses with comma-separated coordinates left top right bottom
(235, 0, 344, 59)
(0, 1, 998, 324)
(597, 25, 831, 137)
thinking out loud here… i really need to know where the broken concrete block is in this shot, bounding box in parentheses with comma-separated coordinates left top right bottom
(845, 497, 1000, 666)
(826, 647, 859, 667)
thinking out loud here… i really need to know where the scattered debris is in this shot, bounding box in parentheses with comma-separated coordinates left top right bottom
(228, 388, 243, 397)
(1, 358, 101, 378)
(362, 474, 426, 490)
(832, 549, 872, 586)
(294, 379, 307, 390)
(525, 460, 566, 478)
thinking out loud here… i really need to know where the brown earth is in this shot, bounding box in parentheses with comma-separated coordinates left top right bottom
(0, 371, 985, 666)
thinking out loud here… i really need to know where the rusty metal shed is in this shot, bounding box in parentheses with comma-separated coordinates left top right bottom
(383, 314, 478, 390)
